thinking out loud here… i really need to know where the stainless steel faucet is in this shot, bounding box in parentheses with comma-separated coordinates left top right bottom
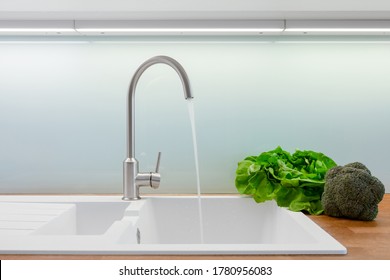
(123, 56, 193, 200)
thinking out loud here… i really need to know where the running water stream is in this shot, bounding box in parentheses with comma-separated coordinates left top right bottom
(187, 99, 204, 244)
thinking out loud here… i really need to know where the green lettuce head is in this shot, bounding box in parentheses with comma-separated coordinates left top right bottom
(235, 146, 337, 215)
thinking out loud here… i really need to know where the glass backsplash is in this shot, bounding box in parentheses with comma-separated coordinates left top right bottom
(0, 36, 389, 193)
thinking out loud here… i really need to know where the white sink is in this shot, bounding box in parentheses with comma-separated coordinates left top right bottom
(0, 195, 347, 255)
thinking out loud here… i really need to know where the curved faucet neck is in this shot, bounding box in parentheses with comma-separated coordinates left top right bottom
(127, 55, 193, 158)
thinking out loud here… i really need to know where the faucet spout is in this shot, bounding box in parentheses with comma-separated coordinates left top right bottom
(127, 56, 193, 158)
(123, 56, 193, 200)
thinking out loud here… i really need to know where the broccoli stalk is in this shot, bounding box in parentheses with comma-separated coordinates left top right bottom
(321, 162, 385, 221)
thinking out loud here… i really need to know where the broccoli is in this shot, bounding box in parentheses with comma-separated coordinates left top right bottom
(321, 162, 385, 221)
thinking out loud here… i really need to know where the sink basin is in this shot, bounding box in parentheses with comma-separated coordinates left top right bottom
(0, 197, 131, 236)
(34, 202, 131, 235)
(0, 195, 346, 255)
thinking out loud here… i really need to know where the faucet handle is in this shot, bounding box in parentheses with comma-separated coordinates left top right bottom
(150, 152, 161, 189)
(155, 152, 162, 173)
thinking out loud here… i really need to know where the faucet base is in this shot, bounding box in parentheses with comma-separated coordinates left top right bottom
(123, 157, 139, 200)
(122, 196, 141, 201)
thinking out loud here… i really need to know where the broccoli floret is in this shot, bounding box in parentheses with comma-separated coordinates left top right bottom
(321, 162, 385, 221)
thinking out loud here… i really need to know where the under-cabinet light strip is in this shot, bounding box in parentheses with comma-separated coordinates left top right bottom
(75, 28, 284, 32)
(0, 20, 76, 33)
(286, 28, 390, 32)
(0, 28, 75, 32)
(73, 20, 285, 33)
(284, 20, 390, 33)
(2, 20, 390, 34)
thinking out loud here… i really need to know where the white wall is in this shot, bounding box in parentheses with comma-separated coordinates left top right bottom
(0, 36, 389, 194)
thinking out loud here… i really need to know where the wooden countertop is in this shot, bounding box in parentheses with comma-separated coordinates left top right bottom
(1, 194, 389, 260)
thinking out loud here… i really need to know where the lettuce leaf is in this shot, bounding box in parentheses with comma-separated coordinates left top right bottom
(235, 146, 337, 215)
